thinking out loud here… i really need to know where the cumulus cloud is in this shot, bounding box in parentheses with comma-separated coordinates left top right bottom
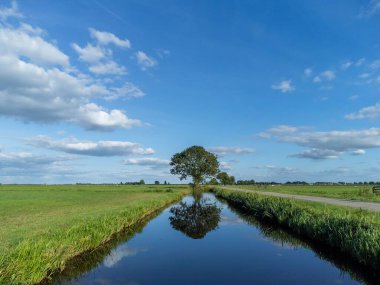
(72, 29, 130, 75)
(89, 28, 131, 48)
(0, 1, 22, 21)
(0, 3, 142, 131)
(345, 103, 380, 120)
(207, 146, 255, 156)
(124, 157, 170, 168)
(135, 51, 157, 70)
(27, 136, 154, 156)
(271, 80, 295, 93)
(88, 60, 126, 75)
(0, 24, 69, 67)
(259, 125, 380, 159)
(71, 43, 108, 63)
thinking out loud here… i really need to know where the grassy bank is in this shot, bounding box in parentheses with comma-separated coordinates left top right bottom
(212, 188, 380, 270)
(228, 185, 380, 202)
(0, 184, 190, 285)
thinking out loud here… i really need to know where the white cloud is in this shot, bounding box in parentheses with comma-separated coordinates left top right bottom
(0, 24, 69, 67)
(135, 51, 157, 70)
(359, 1, 380, 17)
(290, 149, 340, 160)
(359, 73, 371, 79)
(88, 60, 127, 75)
(271, 80, 295, 93)
(370, 59, 380, 70)
(105, 83, 145, 101)
(0, 150, 68, 168)
(341, 61, 353, 70)
(207, 146, 255, 156)
(89, 28, 131, 48)
(304, 68, 312, 77)
(77, 103, 140, 130)
(259, 125, 380, 159)
(220, 161, 232, 171)
(352, 149, 366, 155)
(356, 58, 365, 66)
(124, 157, 169, 167)
(345, 103, 380, 120)
(0, 0, 22, 21)
(313, 70, 336, 83)
(28, 136, 154, 156)
(72, 43, 108, 63)
(0, 6, 142, 131)
(320, 70, 335, 80)
(349, 95, 359, 101)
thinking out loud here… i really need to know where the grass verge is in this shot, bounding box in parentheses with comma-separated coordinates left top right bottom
(227, 185, 380, 202)
(212, 188, 380, 270)
(0, 185, 189, 285)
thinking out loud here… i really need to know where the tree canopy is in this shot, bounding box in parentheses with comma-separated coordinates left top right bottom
(217, 172, 235, 185)
(170, 146, 219, 187)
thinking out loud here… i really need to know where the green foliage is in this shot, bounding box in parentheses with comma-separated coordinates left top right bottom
(0, 184, 189, 285)
(208, 178, 219, 185)
(216, 172, 235, 185)
(213, 188, 380, 269)
(170, 146, 219, 186)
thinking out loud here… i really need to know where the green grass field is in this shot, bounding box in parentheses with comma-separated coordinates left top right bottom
(0, 184, 190, 285)
(228, 185, 380, 201)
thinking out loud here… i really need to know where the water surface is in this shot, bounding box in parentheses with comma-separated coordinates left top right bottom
(54, 193, 377, 285)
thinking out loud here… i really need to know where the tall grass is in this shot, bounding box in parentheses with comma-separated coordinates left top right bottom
(212, 188, 380, 269)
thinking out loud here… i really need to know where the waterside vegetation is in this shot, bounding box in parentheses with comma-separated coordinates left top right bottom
(212, 188, 380, 270)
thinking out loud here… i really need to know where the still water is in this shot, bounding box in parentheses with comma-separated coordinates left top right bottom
(54, 193, 377, 285)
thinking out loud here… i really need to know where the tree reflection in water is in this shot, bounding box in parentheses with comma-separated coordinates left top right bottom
(169, 194, 221, 239)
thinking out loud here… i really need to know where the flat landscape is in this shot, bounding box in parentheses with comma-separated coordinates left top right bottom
(2, 1, 380, 284)
(0, 184, 189, 284)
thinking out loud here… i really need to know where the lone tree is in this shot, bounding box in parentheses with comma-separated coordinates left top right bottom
(170, 146, 219, 194)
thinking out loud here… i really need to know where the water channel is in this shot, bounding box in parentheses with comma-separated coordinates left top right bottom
(52, 193, 379, 285)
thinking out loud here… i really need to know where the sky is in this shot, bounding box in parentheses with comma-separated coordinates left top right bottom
(1, 0, 380, 184)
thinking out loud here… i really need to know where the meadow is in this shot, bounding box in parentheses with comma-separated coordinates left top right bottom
(212, 188, 380, 270)
(0, 184, 190, 285)
(229, 184, 380, 201)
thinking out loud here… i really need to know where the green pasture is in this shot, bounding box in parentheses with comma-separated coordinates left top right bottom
(0, 184, 189, 285)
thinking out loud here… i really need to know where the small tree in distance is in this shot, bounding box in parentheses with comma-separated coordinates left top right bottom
(217, 172, 235, 185)
(170, 146, 219, 195)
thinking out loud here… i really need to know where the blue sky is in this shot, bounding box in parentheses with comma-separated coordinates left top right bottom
(1, 0, 380, 183)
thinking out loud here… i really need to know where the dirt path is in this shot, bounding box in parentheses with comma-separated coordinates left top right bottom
(222, 187, 380, 212)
